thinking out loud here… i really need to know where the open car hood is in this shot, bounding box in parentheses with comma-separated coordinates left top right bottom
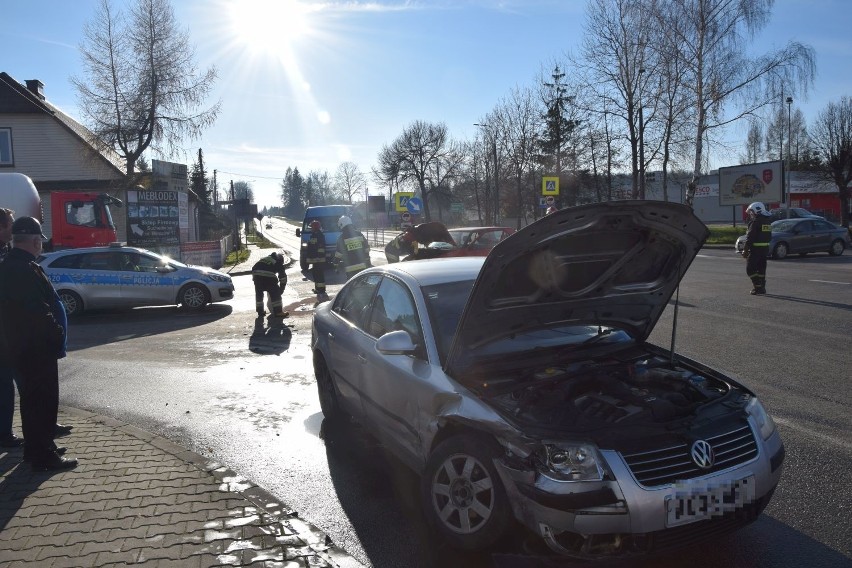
(409, 222, 456, 246)
(445, 201, 709, 375)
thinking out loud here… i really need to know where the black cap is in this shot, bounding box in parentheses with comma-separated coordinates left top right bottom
(11, 216, 46, 238)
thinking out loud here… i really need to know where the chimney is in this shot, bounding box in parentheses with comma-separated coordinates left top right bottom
(25, 79, 45, 100)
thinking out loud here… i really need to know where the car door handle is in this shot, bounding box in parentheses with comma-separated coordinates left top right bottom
(327, 332, 334, 341)
(358, 353, 367, 364)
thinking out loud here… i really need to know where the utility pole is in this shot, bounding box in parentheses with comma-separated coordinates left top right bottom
(639, 68, 646, 200)
(230, 179, 240, 249)
(786, 96, 793, 217)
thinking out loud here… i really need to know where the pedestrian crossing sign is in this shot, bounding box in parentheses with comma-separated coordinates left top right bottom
(542, 176, 559, 196)
(394, 192, 415, 212)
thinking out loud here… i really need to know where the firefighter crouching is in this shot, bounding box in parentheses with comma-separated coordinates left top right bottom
(252, 251, 288, 317)
(305, 220, 329, 302)
(334, 216, 371, 278)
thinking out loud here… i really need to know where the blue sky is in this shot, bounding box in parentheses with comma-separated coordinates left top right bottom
(3, 0, 850, 208)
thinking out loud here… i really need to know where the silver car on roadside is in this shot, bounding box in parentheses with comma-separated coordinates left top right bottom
(311, 201, 784, 559)
(39, 243, 234, 316)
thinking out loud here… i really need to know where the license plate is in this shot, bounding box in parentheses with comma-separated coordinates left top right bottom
(665, 476, 755, 527)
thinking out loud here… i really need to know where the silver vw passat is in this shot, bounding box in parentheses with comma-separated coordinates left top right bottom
(39, 243, 234, 316)
(311, 201, 784, 559)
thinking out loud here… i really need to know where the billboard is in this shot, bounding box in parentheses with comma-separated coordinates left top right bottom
(719, 161, 783, 206)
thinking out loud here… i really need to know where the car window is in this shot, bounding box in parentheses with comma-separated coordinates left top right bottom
(136, 253, 169, 272)
(367, 277, 423, 346)
(332, 273, 381, 329)
(421, 279, 476, 365)
(78, 252, 119, 271)
(812, 220, 833, 231)
(796, 221, 813, 232)
(47, 253, 83, 269)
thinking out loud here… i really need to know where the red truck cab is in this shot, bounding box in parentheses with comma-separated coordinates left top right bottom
(49, 192, 123, 250)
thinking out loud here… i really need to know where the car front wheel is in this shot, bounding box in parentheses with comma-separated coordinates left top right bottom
(829, 239, 845, 256)
(421, 435, 511, 550)
(179, 284, 209, 309)
(773, 242, 789, 259)
(58, 290, 84, 317)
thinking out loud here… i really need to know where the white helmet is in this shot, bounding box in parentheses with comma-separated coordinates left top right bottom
(338, 215, 352, 230)
(746, 202, 768, 217)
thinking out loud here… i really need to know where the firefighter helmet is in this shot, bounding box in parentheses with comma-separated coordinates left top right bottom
(746, 202, 768, 217)
(338, 215, 353, 230)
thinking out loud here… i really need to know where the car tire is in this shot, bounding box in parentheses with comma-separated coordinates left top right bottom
(178, 284, 209, 309)
(314, 355, 344, 423)
(421, 434, 512, 551)
(829, 239, 845, 256)
(58, 290, 84, 317)
(773, 242, 788, 259)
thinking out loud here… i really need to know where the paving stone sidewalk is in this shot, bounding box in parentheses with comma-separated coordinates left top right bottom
(0, 407, 363, 568)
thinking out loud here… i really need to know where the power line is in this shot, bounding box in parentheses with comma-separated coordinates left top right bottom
(215, 169, 282, 180)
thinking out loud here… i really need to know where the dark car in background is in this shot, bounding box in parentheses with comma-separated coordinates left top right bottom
(735, 217, 849, 258)
(39, 244, 234, 316)
(312, 201, 784, 559)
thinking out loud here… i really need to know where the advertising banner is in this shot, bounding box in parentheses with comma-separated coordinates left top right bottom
(126, 186, 181, 248)
(719, 161, 783, 206)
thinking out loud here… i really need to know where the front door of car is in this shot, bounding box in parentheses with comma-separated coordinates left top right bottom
(789, 220, 817, 252)
(117, 252, 176, 306)
(326, 273, 382, 419)
(74, 251, 123, 308)
(359, 277, 428, 461)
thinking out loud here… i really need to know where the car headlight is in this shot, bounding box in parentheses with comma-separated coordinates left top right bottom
(747, 397, 777, 440)
(206, 273, 231, 283)
(536, 443, 605, 482)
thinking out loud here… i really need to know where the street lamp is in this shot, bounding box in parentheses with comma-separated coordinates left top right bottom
(786, 96, 793, 218)
(474, 123, 500, 225)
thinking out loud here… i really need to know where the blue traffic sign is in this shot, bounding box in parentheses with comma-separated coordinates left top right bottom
(406, 197, 423, 213)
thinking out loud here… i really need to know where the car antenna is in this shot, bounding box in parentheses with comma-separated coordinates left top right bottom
(669, 257, 682, 366)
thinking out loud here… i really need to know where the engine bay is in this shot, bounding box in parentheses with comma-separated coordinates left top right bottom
(487, 355, 730, 432)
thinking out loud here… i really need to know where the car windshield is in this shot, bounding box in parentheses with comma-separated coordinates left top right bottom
(422, 278, 634, 368)
(303, 216, 341, 233)
(771, 220, 799, 231)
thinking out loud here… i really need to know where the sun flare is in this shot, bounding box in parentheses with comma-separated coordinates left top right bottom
(228, 0, 312, 54)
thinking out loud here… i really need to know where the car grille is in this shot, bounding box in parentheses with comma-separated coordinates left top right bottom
(620, 425, 759, 487)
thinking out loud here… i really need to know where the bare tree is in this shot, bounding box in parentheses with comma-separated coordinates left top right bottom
(376, 121, 453, 222)
(73, 0, 220, 177)
(663, 0, 816, 206)
(494, 86, 543, 226)
(810, 97, 852, 229)
(333, 162, 367, 203)
(741, 120, 764, 164)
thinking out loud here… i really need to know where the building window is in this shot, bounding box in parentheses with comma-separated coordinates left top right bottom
(0, 128, 13, 166)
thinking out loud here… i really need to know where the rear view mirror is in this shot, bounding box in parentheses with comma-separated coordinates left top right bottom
(295, 228, 301, 237)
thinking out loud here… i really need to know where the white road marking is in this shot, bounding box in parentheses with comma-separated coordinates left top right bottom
(774, 417, 852, 452)
(809, 280, 850, 285)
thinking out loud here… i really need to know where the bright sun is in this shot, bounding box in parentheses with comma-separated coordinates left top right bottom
(228, 0, 312, 54)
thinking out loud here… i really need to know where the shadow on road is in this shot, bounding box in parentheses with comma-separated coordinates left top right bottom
(249, 316, 293, 355)
(66, 304, 233, 350)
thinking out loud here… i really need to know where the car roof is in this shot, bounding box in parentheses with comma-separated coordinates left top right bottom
(448, 226, 512, 232)
(378, 256, 485, 287)
(46, 245, 156, 256)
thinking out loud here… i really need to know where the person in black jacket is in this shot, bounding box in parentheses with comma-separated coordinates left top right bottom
(305, 220, 329, 302)
(0, 207, 22, 449)
(0, 217, 77, 471)
(742, 201, 772, 295)
(252, 251, 288, 317)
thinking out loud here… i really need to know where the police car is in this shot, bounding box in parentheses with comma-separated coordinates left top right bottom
(38, 243, 235, 316)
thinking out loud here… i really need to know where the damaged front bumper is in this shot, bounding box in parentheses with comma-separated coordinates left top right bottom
(493, 425, 785, 559)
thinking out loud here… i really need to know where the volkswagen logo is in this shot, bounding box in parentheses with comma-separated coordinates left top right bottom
(691, 440, 715, 469)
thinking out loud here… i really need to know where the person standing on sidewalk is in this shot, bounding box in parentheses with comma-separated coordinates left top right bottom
(0, 207, 23, 449)
(742, 201, 772, 295)
(305, 220, 329, 302)
(252, 251, 289, 318)
(0, 217, 76, 471)
(334, 216, 370, 279)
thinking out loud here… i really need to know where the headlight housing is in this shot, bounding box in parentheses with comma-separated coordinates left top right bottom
(206, 273, 231, 283)
(747, 397, 777, 440)
(536, 443, 605, 482)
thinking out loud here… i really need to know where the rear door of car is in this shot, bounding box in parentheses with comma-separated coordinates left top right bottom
(118, 251, 177, 306)
(325, 273, 382, 418)
(788, 220, 818, 252)
(809, 220, 838, 252)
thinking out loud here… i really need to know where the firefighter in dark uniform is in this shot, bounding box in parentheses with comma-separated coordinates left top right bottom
(0, 217, 77, 471)
(742, 201, 772, 295)
(384, 230, 415, 263)
(305, 220, 329, 302)
(252, 251, 288, 317)
(334, 216, 371, 278)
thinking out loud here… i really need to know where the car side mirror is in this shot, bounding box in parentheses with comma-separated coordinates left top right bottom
(295, 228, 301, 237)
(376, 330, 418, 355)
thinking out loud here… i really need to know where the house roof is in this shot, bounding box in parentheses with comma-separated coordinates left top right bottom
(0, 71, 126, 176)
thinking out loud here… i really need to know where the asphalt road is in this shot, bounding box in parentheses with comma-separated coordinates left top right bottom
(55, 221, 851, 568)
